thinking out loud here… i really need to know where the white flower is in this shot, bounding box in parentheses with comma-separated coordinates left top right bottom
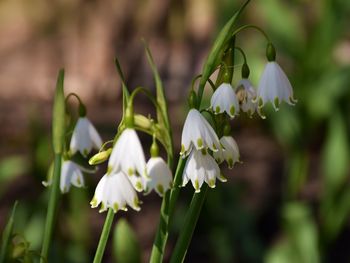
(182, 149, 225, 192)
(145, 157, 172, 196)
(213, 136, 240, 169)
(70, 117, 103, 157)
(256, 62, 296, 115)
(180, 109, 221, 157)
(90, 172, 140, 213)
(108, 128, 147, 191)
(236, 79, 257, 116)
(42, 160, 86, 193)
(210, 83, 240, 118)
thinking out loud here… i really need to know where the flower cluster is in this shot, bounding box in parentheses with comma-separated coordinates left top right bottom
(90, 128, 173, 213)
(181, 43, 295, 192)
(43, 115, 102, 193)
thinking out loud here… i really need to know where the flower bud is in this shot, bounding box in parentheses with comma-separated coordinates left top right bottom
(89, 148, 112, 165)
(266, 43, 276, 61)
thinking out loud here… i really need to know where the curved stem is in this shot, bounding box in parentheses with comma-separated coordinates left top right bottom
(234, 47, 247, 64)
(231, 24, 270, 42)
(169, 186, 208, 263)
(93, 209, 115, 263)
(129, 87, 166, 122)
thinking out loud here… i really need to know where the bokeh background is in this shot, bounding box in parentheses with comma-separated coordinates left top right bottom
(1, 0, 350, 262)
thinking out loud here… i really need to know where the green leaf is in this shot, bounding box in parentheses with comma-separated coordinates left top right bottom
(143, 41, 170, 130)
(283, 203, 320, 263)
(322, 111, 349, 194)
(114, 58, 130, 120)
(0, 201, 18, 263)
(52, 69, 65, 154)
(265, 239, 296, 263)
(113, 219, 141, 263)
(197, 0, 250, 104)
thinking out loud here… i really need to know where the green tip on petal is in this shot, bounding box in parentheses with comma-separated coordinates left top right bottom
(215, 106, 221, 113)
(113, 203, 119, 213)
(228, 158, 234, 168)
(180, 144, 185, 155)
(208, 179, 216, 188)
(157, 184, 164, 196)
(230, 106, 235, 116)
(273, 97, 280, 110)
(212, 143, 217, 150)
(194, 179, 200, 192)
(133, 197, 141, 211)
(99, 202, 106, 213)
(201, 149, 207, 155)
(83, 149, 89, 157)
(107, 166, 113, 175)
(90, 197, 98, 207)
(135, 181, 143, 191)
(197, 138, 203, 148)
(128, 168, 134, 176)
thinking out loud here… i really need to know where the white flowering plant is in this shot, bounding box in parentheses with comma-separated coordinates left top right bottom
(0, 1, 299, 262)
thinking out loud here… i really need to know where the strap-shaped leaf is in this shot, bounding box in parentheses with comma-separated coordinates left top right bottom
(0, 201, 18, 262)
(143, 41, 170, 130)
(114, 58, 130, 118)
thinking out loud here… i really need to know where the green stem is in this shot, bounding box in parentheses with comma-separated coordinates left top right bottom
(149, 157, 185, 263)
(169, 186, 208, 263)
(93, 209, 115, 263)
(40, 154, 62, 262)
(231, 24, 270, 42)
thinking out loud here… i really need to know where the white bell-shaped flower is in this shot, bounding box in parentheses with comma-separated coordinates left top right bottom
(256, 62, 296, 115)
(109, 128, 147, 177)
(236, 79, 257, 116)
(144, 157, 173, 196)
(210, 83, 240, 118)
(213, 136, 240, 169)
(182, 149, 224, 193)
(180, 109, 220, 157)
(70, 117, 103, 157)
(108, 128, 147, 192)
(90, 171, 140, 213)
(42, 160, 86, 193)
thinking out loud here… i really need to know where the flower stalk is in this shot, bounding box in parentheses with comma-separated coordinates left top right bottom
(40, 69, 65, 263)
(93, 209, 115, 263)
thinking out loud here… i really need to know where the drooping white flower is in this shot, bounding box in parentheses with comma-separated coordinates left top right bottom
(236, 79, 257, 116)
(256, 62, 296, 115)
(182, 149, 225, 192)
(108, 128, 147, 192)
(210, 83, 240, 118)
(70, 117, 103, 157)
(90, 171, 140, 213)
(42, 160, 87, 193)
(109, 128, 147, 177)
(213, 136, 240, 169)
(180, 109, 221, 157)
(144, 157, 172, 196)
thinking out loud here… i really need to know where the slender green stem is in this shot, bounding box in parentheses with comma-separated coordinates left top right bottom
(234, 47, 247, 64)
(40, 154, 62, 263)
(93, 209, 115, 263)
(149, 157, 185, 263)
(231, 24, 270, 42)
(169, 186, 208, 263)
